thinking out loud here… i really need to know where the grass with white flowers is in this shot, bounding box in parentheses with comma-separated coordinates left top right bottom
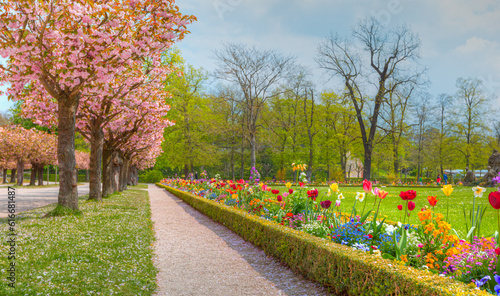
(0, 189, 157, 295)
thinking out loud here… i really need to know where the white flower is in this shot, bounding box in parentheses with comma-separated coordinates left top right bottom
(327, 189, 331, 196)
(355, 192, 365, 202)
(472, 186, 486, 198)
(337, 193, 345, 200)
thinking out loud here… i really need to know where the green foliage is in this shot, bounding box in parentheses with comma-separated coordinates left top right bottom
(158, 184, 487, 296)
(139, 169, 164, 183)
(0, 189, 157, 295)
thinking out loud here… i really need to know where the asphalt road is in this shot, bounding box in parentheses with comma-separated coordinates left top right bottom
(0, 184, 90, 218)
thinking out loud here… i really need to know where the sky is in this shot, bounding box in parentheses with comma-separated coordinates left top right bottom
(1, 0, 499, 112)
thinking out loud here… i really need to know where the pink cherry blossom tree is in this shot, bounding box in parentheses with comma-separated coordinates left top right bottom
(0, 0, 194, 210)
(27, 129, 57, 186)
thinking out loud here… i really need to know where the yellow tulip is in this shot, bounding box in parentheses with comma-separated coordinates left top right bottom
(330, 183, 339, 193)
(285, 181, 292, 189)
(441, 184, 453, 196)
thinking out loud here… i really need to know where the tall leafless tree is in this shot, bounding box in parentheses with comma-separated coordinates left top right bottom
(436, 93, 453, 176)
(414, 94, 432, 180)
(453, 77, 491, 168)
(317, 17, 425, 180)
(213, 43, 295, 169)
(379, 83, 415, 176)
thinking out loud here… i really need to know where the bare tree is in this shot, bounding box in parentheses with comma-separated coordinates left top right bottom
(494, 120, 500, 147)
(453, 77, 491, 168)
(379, 84, 415, 176)
(436, 93, 453, 176)
(213, 43, 295, 169)
(413, 94, 432, 180)
(317, 17, 425, 180)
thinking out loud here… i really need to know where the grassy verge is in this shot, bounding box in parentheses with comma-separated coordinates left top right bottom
(129, 184, 148, 190)
(272, 185, 499, 237)
(0, 189, 157, 295)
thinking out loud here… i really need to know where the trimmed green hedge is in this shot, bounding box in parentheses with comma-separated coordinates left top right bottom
(156, 183, 487, 296)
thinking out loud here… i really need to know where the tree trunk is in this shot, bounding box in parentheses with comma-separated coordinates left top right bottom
(240, 135, 245, 179)
(38, 166, 44, 186)
(250, 133, 256, 170)
(392, 141, 400, 175)
(89, 128, 104, 201)
(120, 157, 130, 191)
(57, 97, 80, 210)
(131, 165, 138, 185)
(10, 169, 16, 183)
(29, 164, 37, 186)
(111, 151, 122, 193)
(183, 164, 188, 180)
(127, 164, 136, 186)
(2, 169, 7, 183)
(16, 161, 24, 186)
(102, 147, 113, 197)
(362, 146, 372, 180)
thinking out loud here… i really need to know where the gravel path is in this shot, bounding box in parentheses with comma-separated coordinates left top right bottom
(148, 185, 331, 296)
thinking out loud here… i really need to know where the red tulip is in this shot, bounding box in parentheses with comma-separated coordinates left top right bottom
(271, 189, 280, 195)
(489, 191, 500, 210)
(307, 189, 319, 200)
(320, 200, 332, 209)
(400, 190, 416, 201)
(397, 204, 403, 211)
(406, 190, 417, 200)
(277, 195, 283, 202)
(408, 201, 416, 211)
(363, 179, 372, 193)
(495, 248, 500, 256)
(289, 189, 293, 194)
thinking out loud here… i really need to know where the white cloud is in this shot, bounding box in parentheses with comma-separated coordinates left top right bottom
(454, 37, 498, 54)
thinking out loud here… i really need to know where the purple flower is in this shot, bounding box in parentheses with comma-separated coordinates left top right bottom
(493, 173, 500, 184)
(474, 275, 490, 288)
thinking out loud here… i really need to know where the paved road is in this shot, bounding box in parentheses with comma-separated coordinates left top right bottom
(0, 184, 89, 218)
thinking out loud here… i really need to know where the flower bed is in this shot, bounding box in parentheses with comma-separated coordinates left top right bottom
(156, 180, 494, 295)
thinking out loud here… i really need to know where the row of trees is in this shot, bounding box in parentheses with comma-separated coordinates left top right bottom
(0, 125, 91, 186)
(158, 19, 499, 182)
(0, 0, 195, 210)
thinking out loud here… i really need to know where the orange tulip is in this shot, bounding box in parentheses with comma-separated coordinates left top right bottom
(427, 195, 438, 207)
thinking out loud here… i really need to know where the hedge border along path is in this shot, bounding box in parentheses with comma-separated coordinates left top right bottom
(148, 184, 329, 295)
(156, 183, 490, 296)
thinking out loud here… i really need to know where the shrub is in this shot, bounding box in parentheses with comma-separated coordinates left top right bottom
(139, 170, 164, 183)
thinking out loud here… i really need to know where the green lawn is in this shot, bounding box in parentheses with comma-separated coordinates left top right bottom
(0, 189, 157, 295)
(129, 183, 149, 190)
(273, 185, 500, 238)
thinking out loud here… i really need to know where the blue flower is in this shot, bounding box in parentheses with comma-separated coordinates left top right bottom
(474, 275, 490, 288)
(494, 275, 500, 295)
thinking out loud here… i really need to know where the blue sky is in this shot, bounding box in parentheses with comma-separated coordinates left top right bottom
(1, 0, 499, 112)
